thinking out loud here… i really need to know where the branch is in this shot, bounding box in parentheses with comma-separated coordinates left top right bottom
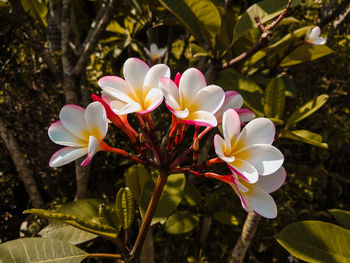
(9, 0, 61, 77)
(319, 0, 350, 28)
(221, 0, 291, 69)
(228, 212, 261, 263)
(327, 5, 350, 43)
(72, 0, 118, 77)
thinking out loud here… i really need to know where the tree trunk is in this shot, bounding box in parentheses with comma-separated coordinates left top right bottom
(0, 117, 45, 209)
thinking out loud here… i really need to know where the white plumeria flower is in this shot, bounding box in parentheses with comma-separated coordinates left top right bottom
(215, 91, 255, 124)
(160, 68, 225, 127)
(304, 26, 326, 45)
(229, 166, 286, 218)
(98, 58, 170, 115)
(214, 109, 284, 183)
(144, 43, 167, 61)
(48, 102, 108, 167)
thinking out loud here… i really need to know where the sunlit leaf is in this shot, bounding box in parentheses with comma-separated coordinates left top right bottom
(182, 182, 201, 207)
(0, 238, 87, 263)
(21, 0, 47, 26)
(140, 173, 186, 225)
(280, 129, 328, 149)
(125, 164, 151, 202)
(286, 94, 329, 127)
(213, 212, 239, 226)
(164, 211, 199, 234)
(280, 44, 334, 67)
(116, 187, 135, 230)
(264, 77, 286, 119)
(328, 209, 350, 229)
(276, 221, 350, 263)
(233, 0, 300, 41)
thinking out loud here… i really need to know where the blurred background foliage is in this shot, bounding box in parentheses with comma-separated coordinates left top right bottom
(0, 0, 349, 262)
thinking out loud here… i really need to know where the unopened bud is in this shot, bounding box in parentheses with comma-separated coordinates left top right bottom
(139, 133, 145, 144)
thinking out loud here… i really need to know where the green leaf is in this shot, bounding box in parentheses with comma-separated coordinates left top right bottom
(280, 129, 328, 149)
(0, 238, 87, 263)
(280, 44, 334, 67)
(125, 164, 151, 202)
(183, 0, 221, 40)
(286, 94, 329, 127)
(282, 75, 297, 98)
(276, 221, 350, 263)
(212, 212, 239, 226)
(25, 199, 120, 240)
(216, 69, 264, 115)
(21, 0, 47, 27)
(182, 182, 201, 207)
(233, 0, 300, 42)
(328, 209, 350, 229)
(106, 20, 127, 35)
(264, 77, 286, 119)
(116, 187, 135, 230)
(140, 173, 186, 225)
(165, 211, 199, 234)
(158, 0, 204, 42)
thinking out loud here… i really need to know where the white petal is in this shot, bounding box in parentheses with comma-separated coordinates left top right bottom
(160, 77, 181, 110)
(185, 111, 217, 127)
(229, 182, 248, 209)
(49, 147, 88, 167)
(189, 84, 224, 113)
(241, 186, 277, 219)
(98, 76, 132, 103)
(158, 48, 167, 57)
(60, 104, 87, 139)
(141, 88, 163, 113)
(310, 26, 321, 39)
(48, 121, 87, 147)
(179, 68, 206, 106)
(150, 43, 158, 53)
(101, 93, 128, 111)
(235, 118, 275, 149)
(144, 47, 151, 57)
(114, 100, 141, 115)
(229, 158, 259, 183)
(214, 135, 235, 162)
(235, 108, 255, 123)
(215, 91, 243, 120)
(313, 37, 326, 45)
(144, 64, 170, 94)
(172, 108, 189, 119)
(85, 102, 108, 141)
(123, 58, 149, 95)
(236, 144, 284, 175)
(222, 109, 241, 150)
(81, 136, 99, 166)
(255, 166, 286, 193)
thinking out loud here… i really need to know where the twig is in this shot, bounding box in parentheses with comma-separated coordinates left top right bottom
(222, 0, 291, 69)
(72, 0, 118, 77)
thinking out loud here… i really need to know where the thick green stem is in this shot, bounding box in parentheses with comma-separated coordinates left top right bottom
(129, 172, 168, 261)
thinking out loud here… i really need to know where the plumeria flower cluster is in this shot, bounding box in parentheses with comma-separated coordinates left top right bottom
(48, 57, 285, 218)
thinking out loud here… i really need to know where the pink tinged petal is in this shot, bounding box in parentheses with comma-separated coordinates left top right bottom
(229, 158, 259, 183)
(159, 77, 181, 110)
(236, 144, 284, 175)
(173, 108, 189, 119)
(235, 118, 275, 149)
(49, 147, 88, 168)
(81, 136, 98, 166)
(255, 166, 286, 193)
(102, 94, 128, 112)
(139, 88, 163, 113)
(48, 121, 87, 147)
(60, 104, 87, 140)
(189, 85, 225, 113)
(174, 73, 181, 87)
(179, 68, 206, 105)
(98, 76, 132, 103)
(222, 109, 241, 150)
(114, 100, 141, 115)
(214, 135, 235, 162)
(85, 102, 108, 141)
(185, 111, 217, 127)
(235, 108, 255, 123)
(228, 182, 247, 209)
(241, 186, 278, 219)
(123, 58, 149, 94)
(143, 64, 170, 94)
(215, 91, 243, 120)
